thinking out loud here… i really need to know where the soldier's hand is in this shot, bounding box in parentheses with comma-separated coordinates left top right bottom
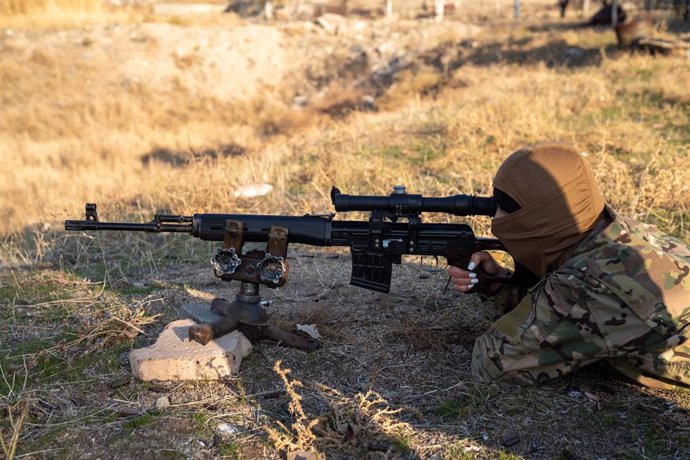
(448, 251, 508, 293)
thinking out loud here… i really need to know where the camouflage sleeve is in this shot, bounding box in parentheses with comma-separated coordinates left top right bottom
(479, 282, 529, 313)
(471, 273, 610, 385)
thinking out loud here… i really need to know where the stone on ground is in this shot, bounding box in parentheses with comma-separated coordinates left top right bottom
(130, 319, 252, 381)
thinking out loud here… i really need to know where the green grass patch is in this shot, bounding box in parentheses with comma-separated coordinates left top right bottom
(643, 424, 670, 457)
(0, 277, 73, 306)
(193, 411, 214, 438)
(378, 145, 406, 159)
(9, 424, 73, 458)
(74, 261, 108, 283)
(159, 449, 187, 459)
(644, 210, 690, 240)
(393, 433, 413, 455)
(497, 450, 523, 460)
(432, 399, 462, 418)
(218, 441, 241, 458)
(633, 66, 655, 83)
(123, 412, 158, 431)
(288, 182, 309, 196)
(4, 333, 74, 358)
(33, 350, 102, 381)
(412, 140, 446, 164)
(2, 338, 130, 390)
(591, 412, 618, 429)
(446, 441, 482, 459)
(0, 284, 17, 303)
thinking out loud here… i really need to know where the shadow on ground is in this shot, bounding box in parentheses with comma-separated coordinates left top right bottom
(141, 143, 246, 168)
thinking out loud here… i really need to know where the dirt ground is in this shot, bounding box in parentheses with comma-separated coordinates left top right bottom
(2, 241, 690, 459)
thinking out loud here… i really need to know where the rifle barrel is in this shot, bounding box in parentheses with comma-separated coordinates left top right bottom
(64, 218, 193, 233)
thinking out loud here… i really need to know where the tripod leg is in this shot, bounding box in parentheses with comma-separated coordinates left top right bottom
(258, 325, 322, 351)
(189, 315, 239, 345)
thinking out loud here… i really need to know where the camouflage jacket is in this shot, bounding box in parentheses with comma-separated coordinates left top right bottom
(472, 206, 690, 389)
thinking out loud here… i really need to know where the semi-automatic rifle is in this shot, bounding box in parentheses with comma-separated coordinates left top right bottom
(65, 186, 511, 348)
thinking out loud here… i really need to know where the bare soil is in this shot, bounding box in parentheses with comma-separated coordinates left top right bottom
(3, 244, 690, 459)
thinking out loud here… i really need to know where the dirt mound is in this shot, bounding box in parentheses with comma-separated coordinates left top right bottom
(1, 17, 479, 104)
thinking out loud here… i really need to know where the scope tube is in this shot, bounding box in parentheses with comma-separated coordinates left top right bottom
(331, 191, 496, 216)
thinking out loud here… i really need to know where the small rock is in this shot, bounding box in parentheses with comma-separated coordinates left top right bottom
(565, 47, 584, 59)
(217, 422, 241, 435)
(361, 94, 376, 111)
(233, 183, 273, 198)
(155, 396, 171, 410)
(315, 13, 347, 35)
(287, 450, 319, 460)
(296, 324, 322, 339)
(293, 95, 308, 107)
(502, 435, 520, 447)
(567, 389, 583, 398)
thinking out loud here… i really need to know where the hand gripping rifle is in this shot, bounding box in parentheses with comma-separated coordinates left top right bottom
(65, 186, 511, 349)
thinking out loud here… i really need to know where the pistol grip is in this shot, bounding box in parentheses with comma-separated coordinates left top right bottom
(448, 259, 513, 293)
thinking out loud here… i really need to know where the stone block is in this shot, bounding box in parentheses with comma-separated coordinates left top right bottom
(130, 319, 252, 381)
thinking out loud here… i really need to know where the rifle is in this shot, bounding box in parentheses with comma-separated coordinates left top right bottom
(65, 185, 509, 293)
(65, 186, 511, 347)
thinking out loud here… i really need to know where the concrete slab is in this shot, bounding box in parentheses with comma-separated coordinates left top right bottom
(130, 319, 252, 381)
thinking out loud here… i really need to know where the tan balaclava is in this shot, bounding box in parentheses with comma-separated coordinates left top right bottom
(491, 142, 605, 278)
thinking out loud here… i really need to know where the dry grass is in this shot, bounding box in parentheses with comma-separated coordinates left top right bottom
(0, 0, 101, 17)
(263, 360, 320, 456)
(0, 0, 137, 29)
(1, 18, 688, 239)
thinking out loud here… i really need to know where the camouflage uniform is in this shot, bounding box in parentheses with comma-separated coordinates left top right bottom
(472, 206, 690, 389)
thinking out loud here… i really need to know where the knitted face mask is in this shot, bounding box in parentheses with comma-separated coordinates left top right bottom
(491, 142, 605, 278)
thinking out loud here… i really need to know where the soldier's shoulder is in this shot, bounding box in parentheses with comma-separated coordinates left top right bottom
(574, 206, 690, 263)
(618, 213, 690, 261)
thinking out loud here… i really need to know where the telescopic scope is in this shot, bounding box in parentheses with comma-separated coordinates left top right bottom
(330, 186, 496, 217)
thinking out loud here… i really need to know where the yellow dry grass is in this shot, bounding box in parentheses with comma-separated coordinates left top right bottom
(0, 3, 688, 243)
(1, 0, 100, 16)
(0, 0, 133, 29)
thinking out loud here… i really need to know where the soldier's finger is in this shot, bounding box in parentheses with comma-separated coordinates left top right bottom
(468, 251, 492, 271)
(448, 266, 471, 278)
(452, 280, 471, 289)
(454, 284, 473, 293)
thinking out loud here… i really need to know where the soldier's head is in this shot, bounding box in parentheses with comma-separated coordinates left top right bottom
(491, 142, 605, 277)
